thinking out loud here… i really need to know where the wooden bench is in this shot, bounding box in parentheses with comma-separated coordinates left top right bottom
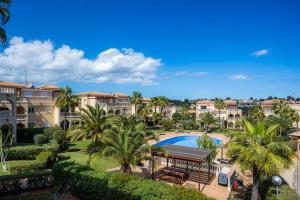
(159, 167, 189, 184)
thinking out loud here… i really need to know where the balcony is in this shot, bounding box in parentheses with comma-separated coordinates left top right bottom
(0, 87, 15, 95)
(17, 97, 28, 102)
(16, 114, 27, 121)
(0, 110, 14, 121)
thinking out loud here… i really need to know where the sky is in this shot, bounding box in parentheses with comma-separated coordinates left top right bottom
(0, 0, 300, 99)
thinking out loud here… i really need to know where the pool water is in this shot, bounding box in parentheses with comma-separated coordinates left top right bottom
(155, 135, 222, 148)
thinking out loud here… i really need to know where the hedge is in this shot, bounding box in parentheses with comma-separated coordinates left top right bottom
(8, 143, 59, 160)
(0, 170, 52, 194)
(52, 162, 214, 200)
(17, 128, 45, 143)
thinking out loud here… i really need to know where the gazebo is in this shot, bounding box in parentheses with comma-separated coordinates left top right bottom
(151, 145, 213, 191)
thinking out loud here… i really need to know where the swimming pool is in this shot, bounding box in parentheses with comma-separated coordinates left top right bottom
(155, 135, 222, 148)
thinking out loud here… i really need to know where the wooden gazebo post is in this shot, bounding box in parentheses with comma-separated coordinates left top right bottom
(198, 162, 201, 191)
(152, 155, 155, 180)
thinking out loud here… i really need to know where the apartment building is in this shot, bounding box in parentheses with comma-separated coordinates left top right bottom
(76, 91, 134, 115)
(0, 81, 65, 129)
(195, 100, 242, 129)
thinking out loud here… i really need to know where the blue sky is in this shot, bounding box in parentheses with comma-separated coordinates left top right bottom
(1, 0, 300, 99)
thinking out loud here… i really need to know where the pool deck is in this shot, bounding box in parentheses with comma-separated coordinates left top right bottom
(148, 131, 231, 200)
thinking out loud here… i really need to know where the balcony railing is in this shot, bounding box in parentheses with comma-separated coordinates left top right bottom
(16, 114, 27, 120)
(0, 87, 15, 95)
(0, 110, 14, 120)
(17, 97, 28, 102)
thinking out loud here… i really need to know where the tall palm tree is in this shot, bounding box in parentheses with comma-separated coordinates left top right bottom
(138, 104, 152, 125)
(96, 116, 157, 173)
(0, 0, 11, 46)
(129, 91, 143, 115)
(250, 105, 266, 123)
(227, 119, 294, 200)
(157, 96, 169, 114)
(214, 98, 226, 128)
(273, 99, 289, 116)
(150, 97, 160, 113)
(198, 112, 217, 132)
(55, 86, 78, 131)
(67, 104, 112, 143)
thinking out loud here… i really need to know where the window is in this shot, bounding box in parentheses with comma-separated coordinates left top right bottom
(44, 106, 51, 112)
(29, 123, 35, 128)
(201, 106, 207, 109)
(22, 91, 33, 97)
(28, 107, 34, 113)
(40, 91, 49, 97)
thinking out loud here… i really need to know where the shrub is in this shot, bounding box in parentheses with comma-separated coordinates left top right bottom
(161, 119, 174, 131)
(17, 128, 45, 143)
(36, 151, 56, 168)
(7, 143, 59, 160)
(9, 161, 46, 174)
(43, 127, 61, 140)
(34, 134, 47, 145)
(53, 130, 67, 150)
(0, 170, 52, 194)
(52, 162, 213, 200)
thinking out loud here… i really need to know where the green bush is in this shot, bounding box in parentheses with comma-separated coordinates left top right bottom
(53, 130, 67, 150)
(7, 143, 59, 160)
(52, 162, 213, 200)
(17, 128, 45, 143)
(0, 170, 52, 194)
(34, 134, 47, 145)
(43, 127, 61, 140)
(36, 151, 55, 168)
(9, 161, 46, 174)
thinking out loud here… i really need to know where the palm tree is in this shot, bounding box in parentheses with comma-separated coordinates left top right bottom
(214, 98, 226, 128)
(273, 99, 289, 116)
(67, 104, 112, 143)
(250, 105, 266, 123)
(198, 112, 217, 132)
(96, 116, 157, 173)
(130, 91, 143, 115)
(138, 104, 152, 125)
(227, 119, 294, 200)
(197, 134, 218, 160)
(150, 97, 160, 113)
(0, 0, 11, 46)
(157, 96, 169, 114)
(55, 86, 78, 131)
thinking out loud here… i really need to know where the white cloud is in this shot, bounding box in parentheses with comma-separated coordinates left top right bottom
(175, 71, 208, 77)
(0, 37, 162, 85)
(229, 74, 249, 80)
(252, 49, 269, 57)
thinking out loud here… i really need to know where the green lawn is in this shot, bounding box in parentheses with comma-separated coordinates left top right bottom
(59, 139, 119, 171)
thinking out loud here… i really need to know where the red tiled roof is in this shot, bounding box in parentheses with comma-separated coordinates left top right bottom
(0, 81, 26, 88)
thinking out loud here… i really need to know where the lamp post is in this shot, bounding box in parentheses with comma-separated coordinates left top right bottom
(272, 175, 283, 196)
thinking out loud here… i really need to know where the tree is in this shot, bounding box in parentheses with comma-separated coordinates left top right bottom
(161, 119, 174, 131)
(130, 91, 143, 115)
(0, 0, 11, 46)
(138, 104, 152, 125)
(55, 86, 78, 131)
(227, 119, 294, 200)
(198, 112, 217, 132)
(157, 96, 169, 114)
(172, 112, 183, 124)
(67, 104, 111, 143)
(197, 135, 218, 160)
(214, 98, 226, 128)
(96, 116, 157, 173)
(0, 130, 13, 171)
(250, 105, 266, 123)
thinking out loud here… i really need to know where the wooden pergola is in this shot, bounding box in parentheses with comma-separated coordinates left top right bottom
(151, 145, 212, 191)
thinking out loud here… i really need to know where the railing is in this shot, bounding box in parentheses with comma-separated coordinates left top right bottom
(65, 112, 80, 118)
(16, 114, 27, 120)
(155, 157, 226, 176)
(17, 97, 28, 102)
(0, 87, 15, 94)
(0, 110, 14, 120)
